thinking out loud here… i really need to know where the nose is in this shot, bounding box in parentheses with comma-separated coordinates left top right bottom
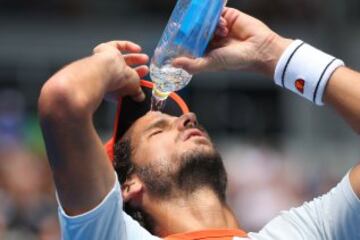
(177, 112, 198, 131)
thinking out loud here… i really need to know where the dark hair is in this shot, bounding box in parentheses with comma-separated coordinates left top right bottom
(113, 138, 154, 232)
(113, 138, 134, 185)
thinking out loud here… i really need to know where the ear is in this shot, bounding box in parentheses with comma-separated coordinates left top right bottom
(121, 174, 143, 203)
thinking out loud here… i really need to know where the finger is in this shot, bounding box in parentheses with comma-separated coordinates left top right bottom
(221, 7, 244, 30)
(134, 65, 149, 78)
(121, 68, 145, 102)
(114, 41, 142, 53)
(214, 17, 229, 39)
(93, 41, 142, 54)
(172, 57, 214, 74)
(131, 86, 146, 102)
(222, 7, 235, 16)
(215, 26, 229, 38)
(219, 17, 227, 28)
(124, 53, 149, 66)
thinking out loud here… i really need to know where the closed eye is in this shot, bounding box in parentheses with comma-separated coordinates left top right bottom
(150, 130, 163, 137)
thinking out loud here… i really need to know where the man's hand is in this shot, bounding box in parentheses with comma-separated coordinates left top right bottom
(92, 41, 149, 102)
(173, 7, 292, 77)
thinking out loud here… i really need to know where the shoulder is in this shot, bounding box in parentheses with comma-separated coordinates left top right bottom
(248, 171, 360, 240)
(349, 165, 360, 200)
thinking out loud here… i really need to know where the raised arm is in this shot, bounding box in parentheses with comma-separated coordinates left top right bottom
(324, 67, 360, 133)
(174, 7, 360, 197)
(38, 41, 149, 215)
(174, 7, 360, 133)
(323, 68, 360, 197)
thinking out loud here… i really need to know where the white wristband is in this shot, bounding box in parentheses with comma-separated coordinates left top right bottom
(274, 40, 345, 105)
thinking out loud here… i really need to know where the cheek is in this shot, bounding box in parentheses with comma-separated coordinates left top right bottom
(134, 134, 178, 165)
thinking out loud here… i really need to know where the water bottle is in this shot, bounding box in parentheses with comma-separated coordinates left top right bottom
(150, 0, 228, 107)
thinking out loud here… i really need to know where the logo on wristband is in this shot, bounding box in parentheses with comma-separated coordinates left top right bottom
(295, 79, 305, 94)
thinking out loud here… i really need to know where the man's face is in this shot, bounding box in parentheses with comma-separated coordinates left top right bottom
(125, 111, 227, 200)
(129, 111, 213, 167)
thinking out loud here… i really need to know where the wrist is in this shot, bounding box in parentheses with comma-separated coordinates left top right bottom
(323, 66, 348, 104)
(274, 40, 345, 105)
(259, 34, 293, 78)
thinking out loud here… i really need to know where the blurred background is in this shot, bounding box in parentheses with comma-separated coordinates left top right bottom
(0, 0, 359, 238)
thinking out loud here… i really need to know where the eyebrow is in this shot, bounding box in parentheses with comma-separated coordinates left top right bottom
(144, 118, 170, 133)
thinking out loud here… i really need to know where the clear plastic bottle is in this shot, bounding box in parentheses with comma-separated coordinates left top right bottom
(150, 0, 227, 110)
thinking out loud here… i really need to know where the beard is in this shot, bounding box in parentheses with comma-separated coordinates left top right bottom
(135, 147, 228, 202)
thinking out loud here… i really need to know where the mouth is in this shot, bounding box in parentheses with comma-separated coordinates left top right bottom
(183, 128, 206, 141)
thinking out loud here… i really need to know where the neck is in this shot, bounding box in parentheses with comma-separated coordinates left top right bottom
(144, 187, 239, 237)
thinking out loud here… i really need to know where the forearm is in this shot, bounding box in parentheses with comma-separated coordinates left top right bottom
(268, 41, 360, 196)
(39, 53, 115, 121)
(324, 67, 360, 134)
(324, 67, 360, 197)
(38, 52, 117, 214)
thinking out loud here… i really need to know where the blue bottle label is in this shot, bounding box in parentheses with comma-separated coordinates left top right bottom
(174, 0, 223, 57)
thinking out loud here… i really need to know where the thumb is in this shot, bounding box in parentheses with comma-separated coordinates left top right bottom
(172, 56, 215, 74)
(131, 86, 146, 102)
(119, 67, 145, 102)
(127, 68, 146, 102)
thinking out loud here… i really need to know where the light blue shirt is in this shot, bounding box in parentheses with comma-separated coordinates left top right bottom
(58, 172, 360, 240)
(57, 174, 160, 240)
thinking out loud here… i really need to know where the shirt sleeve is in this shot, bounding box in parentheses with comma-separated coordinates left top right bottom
(57, 173, 161, 240)
(248, 171, 360, 240)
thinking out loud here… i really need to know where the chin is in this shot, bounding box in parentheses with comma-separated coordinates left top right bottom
(186, 135, 213, 148)
(176, 143, 227, 200)
(183, 141, 217, 158)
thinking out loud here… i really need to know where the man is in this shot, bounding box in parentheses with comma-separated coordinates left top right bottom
(38, 7, 360, 240)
